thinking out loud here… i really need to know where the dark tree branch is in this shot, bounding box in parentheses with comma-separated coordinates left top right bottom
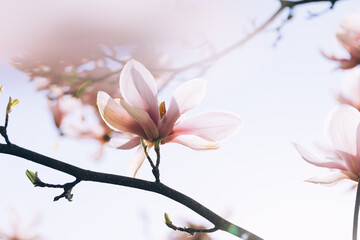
(0, 143, 262, 239)
(0, 114, 11, 145)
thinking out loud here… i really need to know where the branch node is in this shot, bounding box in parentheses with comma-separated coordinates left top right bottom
(163, 212, 218, 236)
(0, 126, 10, 145)
(25, 170, 80, 202)
(141, 137, 162, 182)
(152, 167, 160, 183)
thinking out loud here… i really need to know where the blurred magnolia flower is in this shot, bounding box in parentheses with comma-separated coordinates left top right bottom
(294, 105, 360, 184)
(332, 68, 360, 109)
(48, 95, 82, 128)
(322, 14, 360, 69)
(0, 209, 42, 240)
(61, 118, 110, 160)
(98, 60, 242, 177)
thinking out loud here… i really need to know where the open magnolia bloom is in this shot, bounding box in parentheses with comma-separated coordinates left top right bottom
(294, 105, 360, 184)
(332, 68, 360, 110)
(97, 60, 242, 177)
(322, 14, 360, 69)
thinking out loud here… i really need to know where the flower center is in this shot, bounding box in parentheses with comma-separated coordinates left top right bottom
(159, 101, 166, 119)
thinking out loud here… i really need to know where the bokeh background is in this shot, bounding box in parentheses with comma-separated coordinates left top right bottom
(0, 0, 359, 239)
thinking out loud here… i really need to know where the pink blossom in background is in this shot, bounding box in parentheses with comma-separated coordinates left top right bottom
(294, 105, 360, 184)
(97, 60, 242, 177)
(0, 209, 42, 240)
(62, 119, 110, 160)
(332, 68, 360, 110)
(322, 15, 360, 69)
(48, 95, 81, 128)
(8, 1, 230, 152)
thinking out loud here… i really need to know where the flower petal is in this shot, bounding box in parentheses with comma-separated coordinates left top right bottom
(331, 83, 352, 106)
(159, 78, 206, 137)
(171, 111, 242, 141)
(97, 91, 145, 136)
(342, 68, 360, 108)
(166, 135, 220, 150)
(293, 143, 347, 170)
(305, 171, 350, 184)
(127, 146, 146, 178)
(120, 99, 159, 141)
(120, 60, 159, 124)
(325, 105, 360, 156)
(170, 78, 206, 115)
(108, 136, 141, 149)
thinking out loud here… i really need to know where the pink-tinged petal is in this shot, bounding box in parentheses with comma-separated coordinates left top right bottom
(336, 30, 356, 55)
(170, 78, 206, 114)
(120, 60, 159, 124)
(293, 143, 347, 171)
(165, 135, 220, 150)
(305, 171, 350, 184)
(172, 111, 242, 141)
(335, 150, 359, 176)
(331, 83, 352, 106)
(321, 50, 359, 70)
(160, 78, 206, 136)
(120, 99, 159, 141)
(108, 136, 141, 149)
(342, 68, 360, 108)
(127, 147, 146, 178)
(325, 105, 360, 156)
(343, 15, 360, 34)
(97, 91, 145, 136)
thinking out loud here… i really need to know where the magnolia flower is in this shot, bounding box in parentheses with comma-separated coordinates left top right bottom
(97, 60, 241, 177)
(294, 105, 360, 184)
(322, 15, 360, 69)
(332, 68, 360, 110)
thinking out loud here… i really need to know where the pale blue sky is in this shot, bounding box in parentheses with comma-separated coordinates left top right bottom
(0, 1, 360, 240)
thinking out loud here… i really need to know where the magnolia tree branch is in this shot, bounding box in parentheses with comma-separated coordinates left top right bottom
(81, 0, 342, 84)
(0, 143, 262, 240)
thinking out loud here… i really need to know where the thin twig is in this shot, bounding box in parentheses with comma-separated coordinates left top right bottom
(155, 140, 161, 168)
(141, 138, 161, 182)
(144, 146, 156, 169)
(166, 221, 219, 236)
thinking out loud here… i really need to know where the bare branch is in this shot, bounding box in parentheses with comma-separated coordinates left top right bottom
(150, 0, 342, 74)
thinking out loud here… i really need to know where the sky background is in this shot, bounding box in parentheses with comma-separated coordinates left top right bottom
(0, 0, 360, 240)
